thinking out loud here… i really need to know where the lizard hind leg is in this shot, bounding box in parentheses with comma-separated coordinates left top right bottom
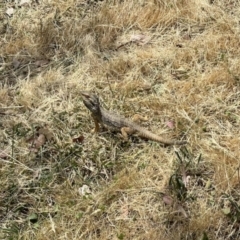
(132, 114, 148, 123)
(121, 127, 136, 141)
(120, 114, 147, 141)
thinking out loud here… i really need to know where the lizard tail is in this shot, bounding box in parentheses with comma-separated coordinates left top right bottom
(137, 127, 187, 145)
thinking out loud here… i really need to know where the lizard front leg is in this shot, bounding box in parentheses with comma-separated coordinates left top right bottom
(91, 115, 100, 133)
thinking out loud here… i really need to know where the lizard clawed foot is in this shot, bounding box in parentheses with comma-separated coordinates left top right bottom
(91, 128, 98, 134)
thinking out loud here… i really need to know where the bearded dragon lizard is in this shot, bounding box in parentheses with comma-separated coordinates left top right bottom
(81, 92, 187, 146)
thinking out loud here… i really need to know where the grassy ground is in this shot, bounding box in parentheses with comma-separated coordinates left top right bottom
(1, 0, 240, 239)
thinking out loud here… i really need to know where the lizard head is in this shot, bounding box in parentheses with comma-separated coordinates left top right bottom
(81, 92, 101, 114)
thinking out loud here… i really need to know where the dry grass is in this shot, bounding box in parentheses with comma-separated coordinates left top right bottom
(1, 0, 240, 239)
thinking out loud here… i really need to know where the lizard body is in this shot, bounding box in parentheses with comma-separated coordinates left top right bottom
(81, 92, 187, 146)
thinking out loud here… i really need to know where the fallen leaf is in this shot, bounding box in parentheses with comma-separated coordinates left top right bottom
(176, 204, 188, 218)
(79, 185, 91, 196)
(175, 67, 187, 74)
(130, 34, 151, 45)
(166, 120, 175, 129)
(6, 8, 15, 17)
(205, 179, 212, 189)
(116, 33, 151, 49)
(12, 59, 20, 69)
(181, 166, 190, 188)
(116, 197, 129, 220)
(28, 134, 46, 152)
(222, 207, 231, 215)
(171, 66, 189, 80)
(73, 135, 84, 144)
(38, 127, 54, 141)
(130, 34, 144, 41)
(19, 0, 31, 6)
(118, 204, 129, 219)
(162, 195, 173, 205)
(32, 134, 45, 148)
(0, 149, 9, 159)
(183, 176, 191, 188)
(34, 60, 49, 67)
